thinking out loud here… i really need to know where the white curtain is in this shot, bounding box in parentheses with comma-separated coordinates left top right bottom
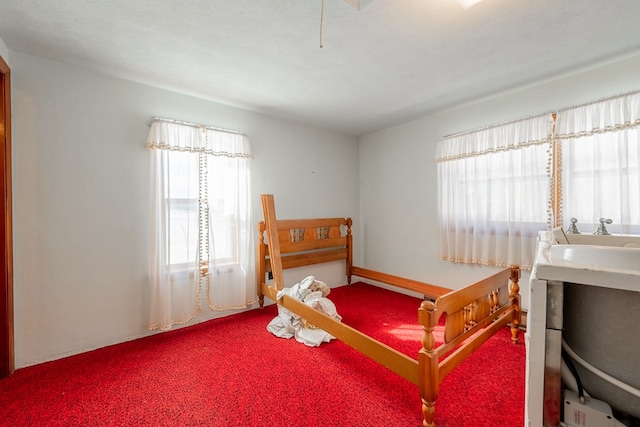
(556, 91, 640, 235)
(147, 118, 254, 331)
(436, 115, 553, 269)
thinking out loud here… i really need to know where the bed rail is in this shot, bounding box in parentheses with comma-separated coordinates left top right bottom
(351, 266, 451, 298)
(256, 195, 449, 306)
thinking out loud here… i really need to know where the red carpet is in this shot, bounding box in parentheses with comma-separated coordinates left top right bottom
(0, 282, 524, 426)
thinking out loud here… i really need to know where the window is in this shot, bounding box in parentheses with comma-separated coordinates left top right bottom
(437, 114, 552, 269)
(147, 117, 254, 331)
(437, 90, 640, 269)
(557, 93, 640, 235)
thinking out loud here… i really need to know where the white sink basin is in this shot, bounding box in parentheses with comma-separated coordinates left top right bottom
(533, 233, 640, 292)
(548, 244, 640, 272)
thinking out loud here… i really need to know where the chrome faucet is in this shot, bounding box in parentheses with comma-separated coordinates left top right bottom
(594, 218, 613, 235)
(566, 217, 581, 234)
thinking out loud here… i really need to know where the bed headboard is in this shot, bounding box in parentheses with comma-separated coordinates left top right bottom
(257, 194, 353, 296)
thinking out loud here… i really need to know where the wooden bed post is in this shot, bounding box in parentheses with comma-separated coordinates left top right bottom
(257, 221, 266, 308)
(261, 194, 286, 291)
(509, 265, 521, 344)
(418, 300, 439, 427)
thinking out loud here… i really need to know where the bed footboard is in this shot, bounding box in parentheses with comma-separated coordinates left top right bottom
(418, 265, 521, 427)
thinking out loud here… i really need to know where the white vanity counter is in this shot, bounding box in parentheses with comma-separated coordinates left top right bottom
(525, 232, 640, 426)
(534, 241, 640, 292)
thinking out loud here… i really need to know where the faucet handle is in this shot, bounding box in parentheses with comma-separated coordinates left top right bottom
(566, 217, 581, 234)
(594, 218, 613, 235)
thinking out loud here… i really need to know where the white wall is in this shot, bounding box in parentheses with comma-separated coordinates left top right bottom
(0, 36, 8, 62)
(11, 44, 640, 368)
(11, 52, 359, 368)
(359, 51, 640, 311)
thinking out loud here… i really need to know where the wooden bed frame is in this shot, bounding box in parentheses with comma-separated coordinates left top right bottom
(257, 194, 521, 427)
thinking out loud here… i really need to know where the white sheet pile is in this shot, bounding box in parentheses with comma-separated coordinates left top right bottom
(266, 276, 342, 347)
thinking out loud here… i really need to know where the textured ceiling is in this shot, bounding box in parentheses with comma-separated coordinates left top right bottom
(1, 0, 639, 135)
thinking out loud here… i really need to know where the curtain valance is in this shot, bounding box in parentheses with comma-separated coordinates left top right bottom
(435, 114, 553, 163)
(146, 117, 252, 158)
(555, 91, 640, 140)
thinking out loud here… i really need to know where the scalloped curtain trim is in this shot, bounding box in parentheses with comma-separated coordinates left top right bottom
(436, 89, 640, 163)
(146, 117, 252, 158)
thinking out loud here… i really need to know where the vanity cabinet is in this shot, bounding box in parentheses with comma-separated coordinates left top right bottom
(525, 233, 640, 426)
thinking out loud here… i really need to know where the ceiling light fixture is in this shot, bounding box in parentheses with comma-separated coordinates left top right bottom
(319, 0, 481, 48)
(319, 0, 373, 48)
(343, 0, 374, 9)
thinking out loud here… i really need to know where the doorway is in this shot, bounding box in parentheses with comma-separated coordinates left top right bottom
(0, 54, 14, 378)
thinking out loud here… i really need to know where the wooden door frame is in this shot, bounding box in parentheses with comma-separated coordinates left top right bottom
(0, 54, 14, 378)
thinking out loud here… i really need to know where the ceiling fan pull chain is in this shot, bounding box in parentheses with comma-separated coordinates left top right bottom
(320, 0, 325, 48)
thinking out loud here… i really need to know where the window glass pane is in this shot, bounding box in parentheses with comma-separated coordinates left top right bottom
(167, 151, 198, 199)
(562, 128, 640, 233)
(168, 199, 198, 265)
(166, 151, 199, 267)
(207, 156, 239, 263)
(443, 145, 548, 227)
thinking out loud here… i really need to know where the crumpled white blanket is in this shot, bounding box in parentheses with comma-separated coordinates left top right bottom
(266, 276, 342, 347)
